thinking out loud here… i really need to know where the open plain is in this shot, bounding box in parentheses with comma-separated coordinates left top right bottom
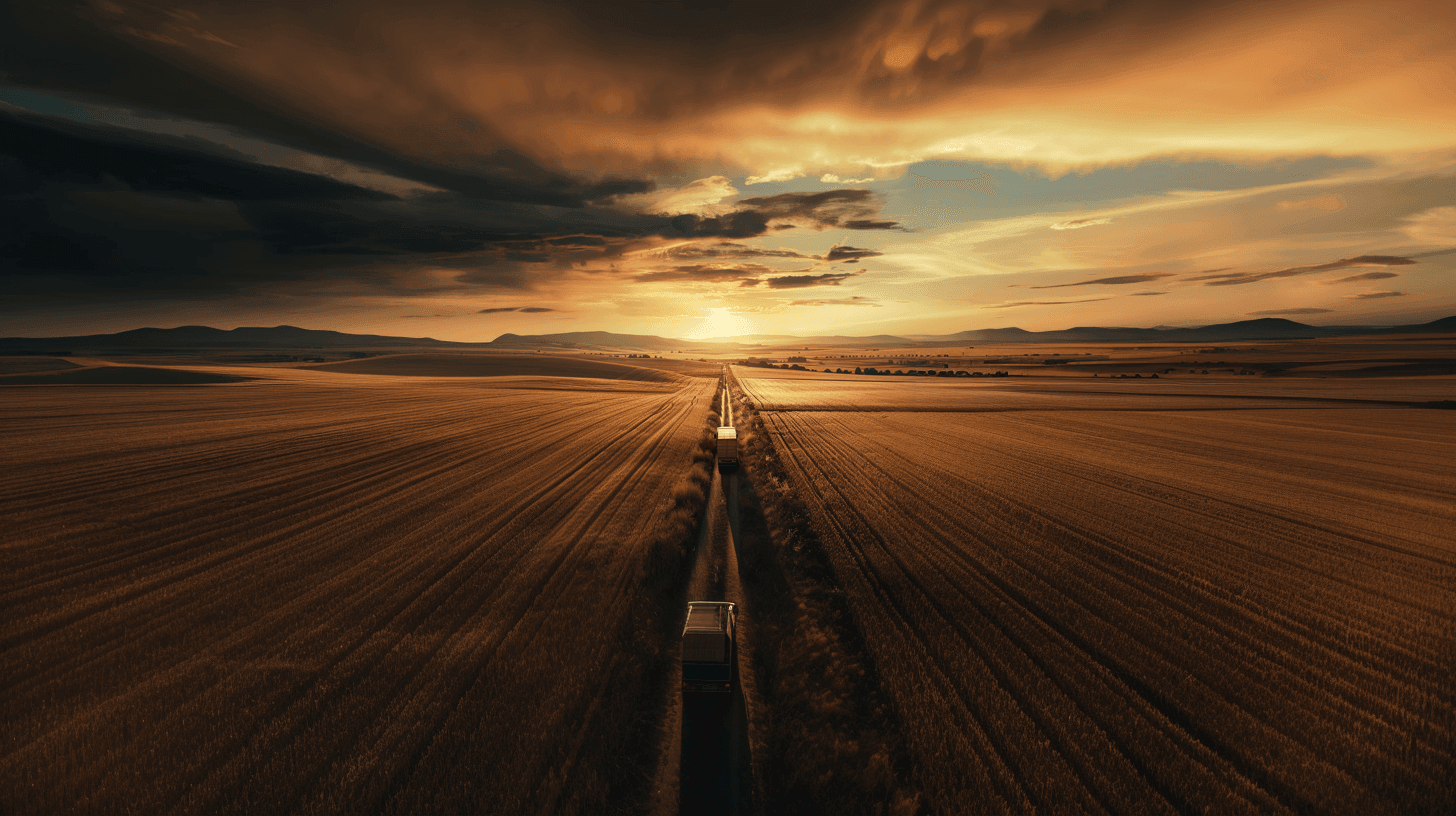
(3, 344, 1453, 816)
(736, 364, 1455, 814)
(1, 357, 717, 814)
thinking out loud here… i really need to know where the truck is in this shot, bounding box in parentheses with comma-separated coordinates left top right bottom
(681, 601, 736, 694)
(716, 426, 738, 469)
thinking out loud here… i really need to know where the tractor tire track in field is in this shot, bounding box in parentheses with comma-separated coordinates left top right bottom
(0, 372, 719, 815)
(738, 367, 1455, 816)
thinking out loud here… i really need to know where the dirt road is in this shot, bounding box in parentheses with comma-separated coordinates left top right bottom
(651, 386, 757, 816)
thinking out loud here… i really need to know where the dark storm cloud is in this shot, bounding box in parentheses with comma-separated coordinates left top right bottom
(0, 107, 415, 299)
(663, 211, 773, 239)
(478, 306, 556, 314)
(663, 242, 811, 261)
(735, 190, 903, 231)
(0, 2, 654, 209)
(762, 272, 861, 289)
(1024, 272, 1173, 289)
(531, 236, 611, 247)
(444, 254, 540, 290)
(0, 106, 390, 203)
(826, 245, 884, 261)
(655, 192, 901, 240)
(1247, 308, 1335, 315)
(1189, 255, 1417, 286)
(1321, 271, 1399, 284)
(634, 263, 794, 284)
(1345, 291, 1407, 300)
(1129, 291, 1167, 296)
(0, 105, 905, 302)
(0, 107, 582, 295)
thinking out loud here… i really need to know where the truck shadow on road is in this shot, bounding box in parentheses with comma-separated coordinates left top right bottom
(679, 685, 750, 816)
(679, 467, 755, 816)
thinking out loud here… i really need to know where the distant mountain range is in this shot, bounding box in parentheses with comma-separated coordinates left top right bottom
(3, 316, 1454, 354)
(905, 315, 1456, 345)
(491, 331, 685, 352)
(684, 333, 929, 347)
(503, 316, 1456, 347)
(0, 325, 489, 354)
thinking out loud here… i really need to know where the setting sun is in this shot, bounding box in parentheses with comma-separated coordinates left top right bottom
(684, 307, 758, 341)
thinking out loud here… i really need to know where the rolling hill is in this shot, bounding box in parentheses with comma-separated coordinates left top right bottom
(3, 316, 1453, 356)
(311, 353, 681, 382)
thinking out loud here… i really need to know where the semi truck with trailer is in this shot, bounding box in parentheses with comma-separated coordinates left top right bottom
(681, 601, 736, 694)
(716, 426, 738, 470)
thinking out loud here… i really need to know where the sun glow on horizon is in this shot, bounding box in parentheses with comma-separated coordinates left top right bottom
(682, 307, 759, 340)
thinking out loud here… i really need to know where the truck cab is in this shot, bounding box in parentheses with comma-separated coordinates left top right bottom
(681, 601, 736, 693)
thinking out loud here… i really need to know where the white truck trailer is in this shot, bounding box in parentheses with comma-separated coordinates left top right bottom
(716, 426, 738, 469)
(681, 601, 737, 693)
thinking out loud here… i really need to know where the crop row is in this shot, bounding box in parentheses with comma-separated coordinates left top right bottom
(736, 369, 1451, 411)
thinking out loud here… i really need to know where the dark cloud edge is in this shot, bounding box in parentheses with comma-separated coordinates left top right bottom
(1, 106, 903, 302)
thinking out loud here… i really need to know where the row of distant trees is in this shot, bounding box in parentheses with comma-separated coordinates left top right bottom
(739, 359, 809, 370)
(737, 358, 1012, 377)
(840, 367, 1009, 378)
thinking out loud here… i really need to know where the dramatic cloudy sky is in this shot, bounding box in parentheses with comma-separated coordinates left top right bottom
(3, 0, 1454, 340)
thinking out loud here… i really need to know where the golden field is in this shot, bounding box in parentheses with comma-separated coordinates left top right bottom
(736, 365, 1454, 815)
(2, 359, 717, 814)
(3, 343, 1451, 816)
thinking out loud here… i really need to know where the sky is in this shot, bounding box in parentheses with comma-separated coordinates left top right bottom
(2, 0, 1454, 341)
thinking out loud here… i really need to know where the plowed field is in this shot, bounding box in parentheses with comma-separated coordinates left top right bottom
(308, 352, 685, 382)
(740, 369, 1455, 814)
(1, 367, 715, 814)
(738, 367, 1456, 408)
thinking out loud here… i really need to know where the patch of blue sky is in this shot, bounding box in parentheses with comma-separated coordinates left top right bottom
(902, 157, 1379, 230)
(735, 154, 1377, 235)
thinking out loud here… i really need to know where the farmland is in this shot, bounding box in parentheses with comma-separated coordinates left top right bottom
(1, 360, 717, 814)
(736, 367, 1455, 814)
(735, 365, 1456, 408)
